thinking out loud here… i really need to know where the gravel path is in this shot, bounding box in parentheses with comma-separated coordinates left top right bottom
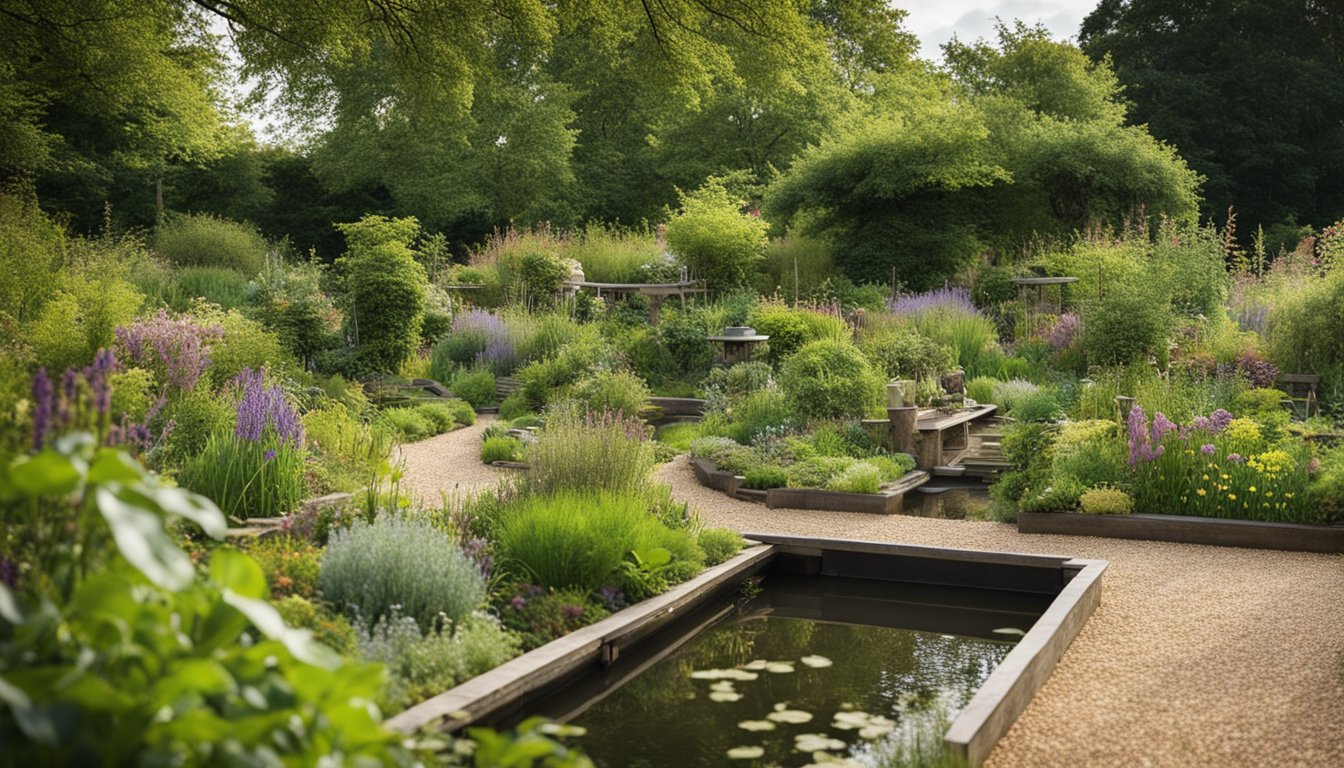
(656, 454, 1344, 768)
(397, 414, 505, 504)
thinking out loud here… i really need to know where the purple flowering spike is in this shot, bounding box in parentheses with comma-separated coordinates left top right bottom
(888, 285, 979, 317)
(31, 368, 52, 450)
(1126, 405, 1148, 467)
(1151, 412, 1177, 443)
(1200, 443, 1216, 455)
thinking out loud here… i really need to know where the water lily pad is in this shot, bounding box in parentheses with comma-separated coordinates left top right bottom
(692, 668, 760, 681)
(742, 659, 770, 671)
(763, 661, 796, 674)
(993, 627, 1026, 637)
(832, 710, 896, 739)
(767, 706, 813, 724)
(710, 690, 744, 703)
(738, 720, 776, 732)
(726, 746, 765, 760)
(710, 681, 737, 693)
(799, 655, 833, 668)
(794, 734, 846, 752)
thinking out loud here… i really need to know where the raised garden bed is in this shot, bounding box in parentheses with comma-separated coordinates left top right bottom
(1018, 511, 1344, 553)
(690, 457, 930, 515)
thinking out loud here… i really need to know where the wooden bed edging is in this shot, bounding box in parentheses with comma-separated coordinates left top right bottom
(384, 543, 776, 735)
(943, 556, 1106, 766)
(689, 457, 928, 515)
(741, 534, 1107, 767)
(1018, 511, 1344, 553)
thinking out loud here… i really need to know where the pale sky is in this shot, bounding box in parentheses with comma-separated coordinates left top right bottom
(896, 0, 1098, 60)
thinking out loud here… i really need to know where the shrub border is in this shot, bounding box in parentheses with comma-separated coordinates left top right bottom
(1018, 511, 1344, 553)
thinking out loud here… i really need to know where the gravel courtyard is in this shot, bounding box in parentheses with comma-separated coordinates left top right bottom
(399, 422, 1344, 767)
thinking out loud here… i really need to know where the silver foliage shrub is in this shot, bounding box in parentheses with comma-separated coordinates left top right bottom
(319, 515, 486, 633)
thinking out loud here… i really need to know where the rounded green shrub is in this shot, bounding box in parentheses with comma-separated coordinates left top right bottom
(413, 402, 457, 432)
(1010, 390, 1063, 423)
(499, 390, 530, 420)
(570, 368, 650, 418)
(155, 213, 268, 276)
(335, 216, 428, 372)
(664, 178, 767, 290)
(448, 398, 476, 426)
(1079, 487, 1135, 516)
(1082, 283, 1172, 366)
(780, 339, 879, 420)
(481, 435, 523, 463)
(698, 528, 744, 566)
(319, 515, 486, 632)
(825, 461, 883, 494)
(744, 465, 789, 490)
(380, 407, 432, 440)
(858, 324, 953, 381)
(450, 368, 497, 408)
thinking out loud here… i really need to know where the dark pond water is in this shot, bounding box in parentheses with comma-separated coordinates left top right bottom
(525, 574, 1050, 767)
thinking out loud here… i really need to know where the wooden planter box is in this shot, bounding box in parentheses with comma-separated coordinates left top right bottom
(689, 457, 928, 515)
(1018, 511, 1344, 553)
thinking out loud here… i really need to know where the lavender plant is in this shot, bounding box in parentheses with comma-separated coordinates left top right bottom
(178, 368, 305, 520)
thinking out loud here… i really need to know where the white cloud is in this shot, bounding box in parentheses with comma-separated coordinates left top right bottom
(895, 0, 1097, 61)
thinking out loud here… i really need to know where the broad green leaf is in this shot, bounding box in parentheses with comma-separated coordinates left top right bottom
(0, 582, 22, 625)
(0, 675, 57, 745)
(221, 590, 341, 670)
(8, 450, 81, 497)
(95, 486, 194, 591)
(148, 484, 227, 539)
(153, 659, 237, 703)
(209, 548, 268, 599)
(87, 448, 143, 485)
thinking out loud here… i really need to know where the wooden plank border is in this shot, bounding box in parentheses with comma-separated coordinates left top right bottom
(1018, 511, 1344, 553)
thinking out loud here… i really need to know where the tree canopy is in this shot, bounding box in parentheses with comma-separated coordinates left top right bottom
(767, 24, 1201, 288)
(1080, 0, 1344, 244)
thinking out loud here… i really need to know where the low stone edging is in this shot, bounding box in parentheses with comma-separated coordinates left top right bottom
(1018, 510, 1344, 553)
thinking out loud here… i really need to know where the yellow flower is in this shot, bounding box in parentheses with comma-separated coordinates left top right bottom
(1248, 486, 1256, 493)
(1228, 493, 1237, 501)
(1196, 488, 1207, 496)
(1202, 474, 1209, 481)
(1286, 492, 1295, 499)
(1221, 474, 1230, 480)
(1266, 491, 1273, 497)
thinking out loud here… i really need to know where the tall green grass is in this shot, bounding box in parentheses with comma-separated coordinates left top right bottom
(569, 225, 666, 283)
(174, 266, 251, 310)
(496, 491, 700, 592)
(526, 405, 655, 495)
(179, 430, 305, 520)
(911, 308, 1003, 380)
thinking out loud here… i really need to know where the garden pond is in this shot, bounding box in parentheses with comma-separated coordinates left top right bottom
(516, 573, 1052, 766)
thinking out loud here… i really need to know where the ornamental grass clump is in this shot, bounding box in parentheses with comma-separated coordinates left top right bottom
(496, 491, 702, 592)
(527, 405, 654, 495)
(179, 368, 305, 520)
(319, 515, 486, 633)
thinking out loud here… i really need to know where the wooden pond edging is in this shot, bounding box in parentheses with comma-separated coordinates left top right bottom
(736, 534, 1107, 768)
(1017, 511, 1344, 553)
(384, 543, 777, 735)
(690, 456, 930, 515)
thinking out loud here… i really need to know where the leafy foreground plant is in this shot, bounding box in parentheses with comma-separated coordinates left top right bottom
(0, 434, 413, 765)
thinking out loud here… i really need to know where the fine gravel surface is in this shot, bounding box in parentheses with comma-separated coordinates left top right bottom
(397, 414, 505, 504)
(656, 454, 1344, 768)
